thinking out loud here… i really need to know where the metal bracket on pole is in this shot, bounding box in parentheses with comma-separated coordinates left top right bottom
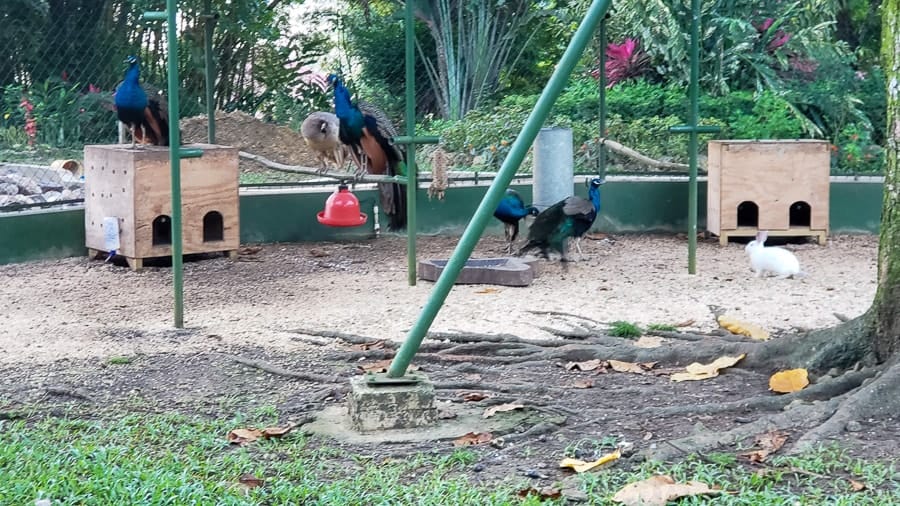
(365, 372, 425, 385)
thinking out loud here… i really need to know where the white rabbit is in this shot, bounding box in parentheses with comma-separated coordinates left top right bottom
(744, 231, 804, 279)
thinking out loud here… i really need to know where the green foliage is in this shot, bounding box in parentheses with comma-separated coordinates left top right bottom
(1, 79, 117, 149)
(646, 323, 678, 332)
(608, 320, 643, 338)
(723, 91, 806, 139)
(832, 123, 885, 175)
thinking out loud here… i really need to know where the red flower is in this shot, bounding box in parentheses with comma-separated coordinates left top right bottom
(88, 84, 101, 94)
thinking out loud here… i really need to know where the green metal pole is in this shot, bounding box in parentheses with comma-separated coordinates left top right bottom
(598, 12, 608, 177)
(387, 0, 613, 378)
(687, 0, 700, 274)
(203, 0, 216, 144)
(405, 0, 417, 287)
(166, 0, 184, 328)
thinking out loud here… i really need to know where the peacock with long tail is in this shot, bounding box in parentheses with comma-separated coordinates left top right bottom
(518, 178, 604, 263)
(114, 55, 171, 147)
(327, 74, 406, 231)
(494, 189, 538, 254)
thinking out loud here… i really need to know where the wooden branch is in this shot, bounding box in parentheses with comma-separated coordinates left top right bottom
(598, 137, 690, 170)
(238, 151, 405, 184)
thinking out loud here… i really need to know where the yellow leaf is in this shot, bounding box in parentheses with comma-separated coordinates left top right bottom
(560, 449, 621, 473)
(849, 479, 867, 492)
(2, 113, 9, 120)
(483, 403, 524, 418)
(769, 368, 810, 393)
(670, 354, 745, 382)
(717, 315, 770, 341)
(612, 475, 721, 506)
(475, 287, 500, 294)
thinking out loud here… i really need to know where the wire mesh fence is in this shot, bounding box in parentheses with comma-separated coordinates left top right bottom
(0, 1, 331, 212)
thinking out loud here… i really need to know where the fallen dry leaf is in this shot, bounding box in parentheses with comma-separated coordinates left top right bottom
(612, 475, 720, 506)
(227, 428, 263, 445)
(453, 432, 493, 446)
(741, 430, 789, 463)
(634, 335, 664, 348)
(717, 315, 770, 341)
(461, 392, 489, 402)
(609, 360, 657, 374)
(571, 379, 594, 389)
(849, 479, 867, 492)
(483, 403, 525, 418)
(769, 368, 810, 393)
(517, 486, 562, 500)
(261, 426, 293, 438)
(565, 359, 607, 371)
(475, 287, 500, 294)
(350, 340, 385, 351)
(559, 449, 621, 473)
(238, 473, 265, 489)
(670, 354, 746, 382)
(309, 248, 330, 258)
(674, 319, 696, 327)
(584, 232, 608, 241)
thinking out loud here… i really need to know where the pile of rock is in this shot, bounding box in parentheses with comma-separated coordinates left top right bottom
(0, 163, 85, 209)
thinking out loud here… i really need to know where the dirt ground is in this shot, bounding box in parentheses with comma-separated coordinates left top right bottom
(181, 111, 322, 180)
(0, 233, 890, 484)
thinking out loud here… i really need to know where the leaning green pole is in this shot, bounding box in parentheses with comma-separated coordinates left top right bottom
(404, 0, 417, 287)
(387, 0, 613, 378)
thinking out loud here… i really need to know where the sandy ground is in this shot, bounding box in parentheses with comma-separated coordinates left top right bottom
(0, 233, 878, 366)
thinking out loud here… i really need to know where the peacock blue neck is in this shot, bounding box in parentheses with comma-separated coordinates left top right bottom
(588, 185, 601, 211)
(124, 63, 141, 84)
(333, 81, 364, 135)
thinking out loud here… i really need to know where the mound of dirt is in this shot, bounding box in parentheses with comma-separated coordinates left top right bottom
(180, 110, 321, 169)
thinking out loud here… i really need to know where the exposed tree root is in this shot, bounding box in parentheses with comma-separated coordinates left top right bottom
(640, 368, 880, 418)
(792, 360, 900, 451)
(643, 397, 845, 461)
(223, 354, 341, 383)
(285, 314, 891, 459)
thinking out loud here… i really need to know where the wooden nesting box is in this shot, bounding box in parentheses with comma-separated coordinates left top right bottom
(84, 144, 239, 270)
(707, 140, 829, 245)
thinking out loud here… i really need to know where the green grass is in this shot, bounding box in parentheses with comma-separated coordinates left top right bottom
(608, 320, 643, 338)
(581, 449, 900, 505)
(1, 414, 897, 505)
(106, 356, 133, 365)
(646, 323, 678, 332)
(0, 414, 534, 505)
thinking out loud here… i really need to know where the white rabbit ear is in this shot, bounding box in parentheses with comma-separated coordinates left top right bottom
(757, 230, 768, 243)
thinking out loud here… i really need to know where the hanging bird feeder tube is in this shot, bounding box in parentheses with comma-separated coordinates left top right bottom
(381, 0, 614, 381)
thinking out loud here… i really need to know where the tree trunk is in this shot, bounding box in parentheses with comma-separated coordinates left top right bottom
(873, 0, 900, 361)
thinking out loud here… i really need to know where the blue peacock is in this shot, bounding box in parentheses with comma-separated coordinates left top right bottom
(327, 74, 406, 231)
(114, 55, 170, 147)
(493, 189, 538, 254)
(518, 177, 604, 263)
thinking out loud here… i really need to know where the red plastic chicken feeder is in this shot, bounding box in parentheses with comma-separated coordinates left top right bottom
(317, 183, 367, 227)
